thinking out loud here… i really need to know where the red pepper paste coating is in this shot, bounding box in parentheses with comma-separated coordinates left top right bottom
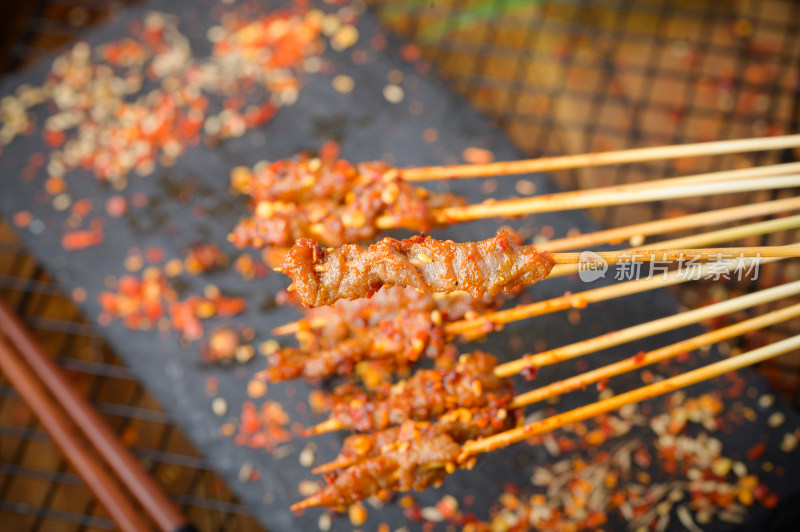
(294, 421, 461, 511)
(229, 153, 464, 248)
(327, 351, 515, 431)
(294, 410, 519, 510)
(281, 230, 555, 307)
(260, 287, 501, 382)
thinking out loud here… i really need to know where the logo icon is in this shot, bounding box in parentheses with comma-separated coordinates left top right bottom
(578, 251, 608, 282)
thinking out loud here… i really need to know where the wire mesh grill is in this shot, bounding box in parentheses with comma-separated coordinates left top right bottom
(0, 227, 262, 531)
(0, 1, 262, 530)
(1, 0, 800, 529)
(367, 0, 800, 406)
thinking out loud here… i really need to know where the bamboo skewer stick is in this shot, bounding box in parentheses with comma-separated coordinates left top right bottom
(454, 161, 800, 205)
(273, 200, 800, 336)
(303, 330, 800, 491)
(277, 250, 792, 337)
(635, 215, 800, 250)
(509, 302, 800, 408)
(324, 166, 800, 242)
(272, 246, 800, 273)
(303, 418, 342, 437)
(460, 334, 800, 460)
(273, 316, 329, 336)
(449, 236, 797, 338)
(445, 254, 786, 338)
(549, 246, 800, 264)
(494, 279, 800, 377)
(400, 134, 800, 181)
(540, 196, 800, 253)
(303, 281, 800, 436)
(548, 215, 800, 278)
(415, 175, 800, 225)
(548, 161, 800, 191)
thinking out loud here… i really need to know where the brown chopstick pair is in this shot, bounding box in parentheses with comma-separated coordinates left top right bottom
(0, 299, 197, 532)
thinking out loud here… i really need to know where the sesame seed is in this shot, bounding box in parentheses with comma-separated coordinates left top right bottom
(332, 75, 355, 93)
(767, 411, 785, 428)
(515, 179, 536, 195)
(247, 380, 267, 398)
(235, 345, 255, 363)
(758, 394, 775, 408)
(299, 445, 316, 467)
(421, 506, 443, 522)
(238, 462, 254, 483)
(332, 25, 359, 51)
(318, 513, 332, 531)
(629, 234, 646, 247)
(383, 84, 404, 104)
(211, 397, 227, 417)
(780, 433, 798, 453)
(259, 339, 280, 356)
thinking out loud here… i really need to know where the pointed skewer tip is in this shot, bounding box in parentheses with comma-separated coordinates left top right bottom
(303, 418, 344, 437)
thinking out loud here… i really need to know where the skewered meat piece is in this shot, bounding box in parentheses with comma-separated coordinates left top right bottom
(296, 422, 460, 511)
(260, 288, 441, 382)
(294, 356, 522, 510)
(294, 409, 518, 511)
(281, 230, 555, 307)
(325, 351, 514, 431)
(260, 287, 501, 383)
(261, 312, 440, 381)
(229, 151, 464, 248)
(333, 407, 518, 465)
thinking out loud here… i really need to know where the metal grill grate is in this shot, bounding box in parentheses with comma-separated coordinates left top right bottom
(0, 1, 263, 530)
(367, 0, 800, 408)
(0, 224, 263, 531)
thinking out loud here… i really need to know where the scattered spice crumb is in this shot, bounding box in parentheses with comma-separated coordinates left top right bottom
(383, 84, 404, 104)
(211, 397, 228, 417)
(462, 147, 494, 164)
(333, 75, 355, 93)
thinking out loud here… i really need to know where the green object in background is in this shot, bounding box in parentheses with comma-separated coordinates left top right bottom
(379, 0, 544, 43)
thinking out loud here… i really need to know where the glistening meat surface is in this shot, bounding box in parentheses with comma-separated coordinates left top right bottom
(229, 152, 464, 247)
(281, 230, 555, 307)
(327, 351, 515, 431)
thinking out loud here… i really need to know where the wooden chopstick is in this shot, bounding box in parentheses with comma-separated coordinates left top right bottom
(0, 299, 195, 532)
(0, 334, 152, 532)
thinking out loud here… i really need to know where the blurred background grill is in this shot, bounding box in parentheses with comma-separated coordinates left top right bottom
(1, 0, 799, 529)
(0, 230, 261, 527)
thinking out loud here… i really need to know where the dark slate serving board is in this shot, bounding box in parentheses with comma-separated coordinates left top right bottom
(2, 1, 799, 530)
